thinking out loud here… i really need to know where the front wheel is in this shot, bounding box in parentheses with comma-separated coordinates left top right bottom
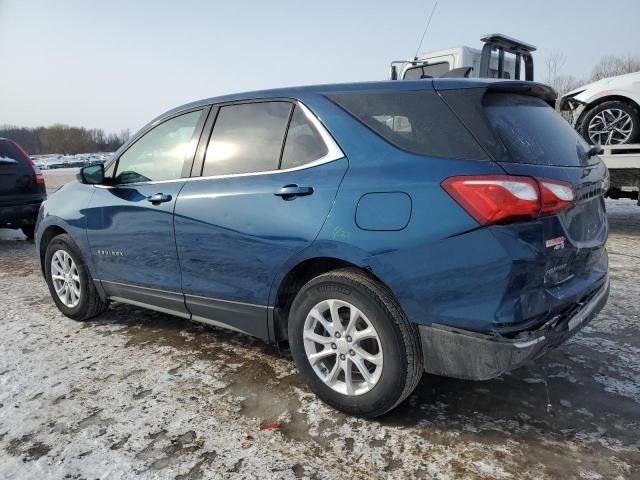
(44, 234, 107, 321)
(288, 268, 423, 417)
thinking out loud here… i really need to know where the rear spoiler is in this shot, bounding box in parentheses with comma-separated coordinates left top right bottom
(486, 81, 557, 107)
(433, 79, 558, 107)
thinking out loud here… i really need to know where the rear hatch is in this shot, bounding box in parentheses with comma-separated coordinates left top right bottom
(0, 139, 46, 206)
(437, 81, 608, 291)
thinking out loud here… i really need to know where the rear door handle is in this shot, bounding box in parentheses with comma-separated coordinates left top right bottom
(275, 184, 314, 200)
(147, 193, 172, 204)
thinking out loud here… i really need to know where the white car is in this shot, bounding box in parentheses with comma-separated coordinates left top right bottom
(559, 71, 640, 145)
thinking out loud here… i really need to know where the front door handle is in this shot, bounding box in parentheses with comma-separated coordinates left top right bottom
(147, 193, 172, 204)
(275, 184, 314, 200)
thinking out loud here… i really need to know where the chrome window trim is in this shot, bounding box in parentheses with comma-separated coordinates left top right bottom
(97, 100, 345, 187)
(295, 102, 344, 166)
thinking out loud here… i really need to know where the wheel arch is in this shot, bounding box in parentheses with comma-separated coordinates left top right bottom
(270, 256, 392, 343)
(39, 225, 68, 276)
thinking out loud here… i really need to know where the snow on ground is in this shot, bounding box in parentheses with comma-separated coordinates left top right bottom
(0, 173, 638, 479)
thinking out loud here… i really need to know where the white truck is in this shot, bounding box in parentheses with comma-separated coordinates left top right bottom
(389, 33, 536, 82)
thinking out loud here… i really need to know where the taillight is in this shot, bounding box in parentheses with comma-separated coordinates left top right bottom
(11, 141, 45, 185)
(442, 175, 575, 226)
(538, 179, 575, 216)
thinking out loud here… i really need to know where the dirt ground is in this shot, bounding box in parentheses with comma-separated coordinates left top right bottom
(0, 173, 638, 479)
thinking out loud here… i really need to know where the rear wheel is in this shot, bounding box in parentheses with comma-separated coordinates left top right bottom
(288, 268, 423, 417)
(45, 234, 107, 321)
(580, 100, 639, 145)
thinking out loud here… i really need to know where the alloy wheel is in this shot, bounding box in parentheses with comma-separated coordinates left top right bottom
(303, 299, 383, 396)
(50, 249, 81, 308)
(588, 108, 633, 145)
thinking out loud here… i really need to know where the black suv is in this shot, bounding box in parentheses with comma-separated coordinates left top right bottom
(0, 138, 46, 238)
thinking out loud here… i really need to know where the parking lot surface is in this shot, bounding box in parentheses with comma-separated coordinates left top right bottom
(0, 173, 638, 479)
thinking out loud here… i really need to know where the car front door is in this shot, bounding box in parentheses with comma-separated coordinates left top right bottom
(86, 108, 207, 317)
(174, 100, 347, 338)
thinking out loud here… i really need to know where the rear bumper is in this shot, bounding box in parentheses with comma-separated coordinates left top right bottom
(0, 201, 43, 227)
(419, 276, 610, 380)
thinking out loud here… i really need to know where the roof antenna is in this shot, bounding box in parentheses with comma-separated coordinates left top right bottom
(414, 0, 439, 61)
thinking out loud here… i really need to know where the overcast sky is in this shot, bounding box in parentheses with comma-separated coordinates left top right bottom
(1, 0, 639, 133)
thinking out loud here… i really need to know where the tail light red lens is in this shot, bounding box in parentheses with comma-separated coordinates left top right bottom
(442, 175, 576, 226)
(538, 179, 575, 216)
(11, 141, 45, 185)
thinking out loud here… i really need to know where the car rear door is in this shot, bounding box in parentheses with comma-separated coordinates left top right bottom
(174, 100, 347, 338)
(85, 108, 207, 316)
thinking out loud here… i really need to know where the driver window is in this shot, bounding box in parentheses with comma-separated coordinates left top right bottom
(114, 110, 203, 184)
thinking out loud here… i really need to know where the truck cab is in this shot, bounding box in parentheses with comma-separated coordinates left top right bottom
(390, 34, 536, 82)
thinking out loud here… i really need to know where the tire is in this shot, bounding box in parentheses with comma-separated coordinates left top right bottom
(20, 225, 35, 239)
(44, 233, 107, 321)
(579, 100, 640, 145)
(288, 268, 423, 418)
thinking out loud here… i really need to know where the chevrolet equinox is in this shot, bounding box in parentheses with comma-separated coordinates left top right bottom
(36, 79, 610, 417)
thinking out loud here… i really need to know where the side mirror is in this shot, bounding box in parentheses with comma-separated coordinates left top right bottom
(77, 163, 105, 185)
(587, 144, 604, 158)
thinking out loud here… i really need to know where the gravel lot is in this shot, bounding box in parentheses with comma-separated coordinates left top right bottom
(0, 173, 638, 479)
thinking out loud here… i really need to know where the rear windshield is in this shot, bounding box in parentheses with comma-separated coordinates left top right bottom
(483, 93, 590, 166)
(0, 140, 26, 167)
(327, 91, 488, 160)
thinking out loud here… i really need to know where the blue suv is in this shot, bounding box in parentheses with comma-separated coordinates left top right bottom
(36, 79, 609, 417)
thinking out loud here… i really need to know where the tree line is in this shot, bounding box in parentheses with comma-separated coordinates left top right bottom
(0, 125, 130, 155)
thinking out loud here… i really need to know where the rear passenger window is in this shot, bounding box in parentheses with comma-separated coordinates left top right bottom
(280, 106, 328, 170)
(203, 102, 292, 176)
(327, 91, 488, 160)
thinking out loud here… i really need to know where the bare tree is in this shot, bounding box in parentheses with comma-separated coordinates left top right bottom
(544, 52, 566, 87)
(590, 55, 640, 81)
(544, 53, 585, 102)
(553, 74, 584, 97)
